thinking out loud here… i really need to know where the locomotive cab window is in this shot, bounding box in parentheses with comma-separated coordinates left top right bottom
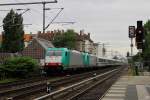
(47, 50, 62, 56)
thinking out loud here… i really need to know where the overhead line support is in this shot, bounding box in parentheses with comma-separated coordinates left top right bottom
(0, 1, 58, 34)
(0, 1, 57, 6)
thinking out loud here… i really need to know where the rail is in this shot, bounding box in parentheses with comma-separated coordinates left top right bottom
(34, 68, 119, 100)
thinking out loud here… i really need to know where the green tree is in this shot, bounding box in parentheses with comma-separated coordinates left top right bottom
(2, 9, 24, 53)
(144, 20, 150, 60)
(2, 57, 39, 78)
(142, 20, 150, 68)
(52, 31, 65, 47)
(52, 29, 77, 49)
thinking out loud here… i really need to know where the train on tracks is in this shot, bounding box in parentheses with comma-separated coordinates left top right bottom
(43, 48, 124, 72)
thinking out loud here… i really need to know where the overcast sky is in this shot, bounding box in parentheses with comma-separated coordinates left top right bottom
(0, 0, 150, 56)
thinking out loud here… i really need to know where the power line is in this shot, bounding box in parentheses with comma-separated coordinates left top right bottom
(0, 8, 29, 11)
(12, 0, 44, 32)
(0, 1, 58, 34)
(7, 24, 32, 28)
(0, 1, 57, 6)
(12, 1, 56, 27)
(45, 8, 64, 30)
(52, 22, 75, 24)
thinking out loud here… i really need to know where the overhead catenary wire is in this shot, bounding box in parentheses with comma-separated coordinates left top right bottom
(9, 0, 50, 33)
(0, 8, 29, 11)
(0, 0, 58, 34)
(7, 24, 32, 28)
(14, 0, 52, 18)
(0, 1, 57, 6)
(51, 21, 76, 26)
(12, 0, 73, 31)
(45, 8, 64, 30)
(12, 0, 44, 32)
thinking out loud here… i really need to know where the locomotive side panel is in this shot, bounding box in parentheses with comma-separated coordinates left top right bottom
(69, 51, 84, 68)
(89, 55, 97, 67)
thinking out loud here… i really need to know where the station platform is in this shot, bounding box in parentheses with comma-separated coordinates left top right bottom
(101, 76, 150, 100)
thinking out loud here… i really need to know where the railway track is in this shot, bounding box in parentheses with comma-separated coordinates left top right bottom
(34, 66, 126, 100)
(0, 76, 47, 90)
(0, 66, 117, 100)
(70, 67, 126, 100)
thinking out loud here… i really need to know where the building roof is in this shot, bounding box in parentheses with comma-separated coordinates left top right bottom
(0, 34, 35, 43)
(34, 37, 54, 50)
(77, 33, 93, 42)
(37, 30, 94, 43)
(24, 34, 32, 42)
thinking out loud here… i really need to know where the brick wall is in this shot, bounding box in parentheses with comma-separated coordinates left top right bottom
(21, 39, 45, 60)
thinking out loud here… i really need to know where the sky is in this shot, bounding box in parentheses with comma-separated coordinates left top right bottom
(0, 0, 150, 56)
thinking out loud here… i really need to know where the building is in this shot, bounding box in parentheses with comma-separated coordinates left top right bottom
(37, 30, 64, 41)
(21, 37, 54, 66)
(0, 33, 36, 48)
(76, 30, 96, 55)
(24, 34, 33, 47)
(93, 43, 99, 56)
(37, 30, 98, 55)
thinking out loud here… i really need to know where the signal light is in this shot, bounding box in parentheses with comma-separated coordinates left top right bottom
(135, 21, 144, 49)
(129, 26, 135, 38)
(137, 21, 143, 28)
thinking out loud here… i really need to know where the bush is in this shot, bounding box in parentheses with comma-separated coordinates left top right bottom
(2, 56, 39, 78)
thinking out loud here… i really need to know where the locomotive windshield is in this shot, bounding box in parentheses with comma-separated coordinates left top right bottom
(47, 50, 62, 56)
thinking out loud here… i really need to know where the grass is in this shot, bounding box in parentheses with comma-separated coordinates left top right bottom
(0, 78, 18, 84)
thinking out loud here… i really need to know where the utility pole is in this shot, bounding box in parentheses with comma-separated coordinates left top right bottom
(0, 1, 58, 34)
(97, 42, 109, 57)
(102, 43, 105, 57)
(102, 43, 110, 57)
(130, 38, 133, 56)
(43, 2, 46, 34)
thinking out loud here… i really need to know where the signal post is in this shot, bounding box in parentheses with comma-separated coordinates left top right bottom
(135, 21, 145, 52)
(128, 26, 136, 74)
(129, 26, 135, 56)
(135, 21, 145, 74)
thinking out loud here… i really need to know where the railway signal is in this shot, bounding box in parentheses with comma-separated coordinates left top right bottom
(135, 21, 144, 50)
(128, 26, 135, 56)
(129, 26, 135, 38)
